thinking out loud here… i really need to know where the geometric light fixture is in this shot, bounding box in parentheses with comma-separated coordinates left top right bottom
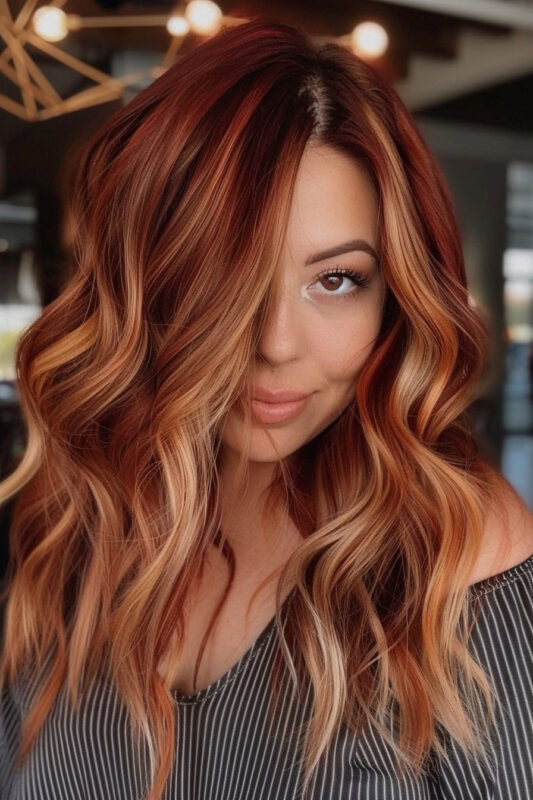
(0, 0, 390, 121)
(0, 0, 228, 120)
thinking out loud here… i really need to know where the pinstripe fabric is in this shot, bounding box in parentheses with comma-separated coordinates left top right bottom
(1, 552, 532, 799)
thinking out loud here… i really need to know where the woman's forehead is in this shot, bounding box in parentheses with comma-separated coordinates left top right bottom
(280, 146, 379, 265)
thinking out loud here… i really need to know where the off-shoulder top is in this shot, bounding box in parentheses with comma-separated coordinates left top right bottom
(1, 552, 532, 799)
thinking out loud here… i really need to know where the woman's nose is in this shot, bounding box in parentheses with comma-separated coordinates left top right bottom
(256, 283, 302, 367)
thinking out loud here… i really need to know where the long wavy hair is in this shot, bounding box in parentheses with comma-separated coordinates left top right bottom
(0, 15, 513, 800)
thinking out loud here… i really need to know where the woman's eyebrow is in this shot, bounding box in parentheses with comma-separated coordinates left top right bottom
(304, 238, 379, 265)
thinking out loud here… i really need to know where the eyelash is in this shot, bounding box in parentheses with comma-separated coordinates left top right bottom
(315, 266, 371, 301)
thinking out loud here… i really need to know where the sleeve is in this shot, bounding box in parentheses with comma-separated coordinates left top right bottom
(429, 574, 533, 799)
(0, 679, 21, 799)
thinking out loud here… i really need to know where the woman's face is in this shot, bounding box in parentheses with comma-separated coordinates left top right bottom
(220, 144, 386, 463)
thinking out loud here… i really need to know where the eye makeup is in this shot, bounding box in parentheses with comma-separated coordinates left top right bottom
(312, 265, 371, 302)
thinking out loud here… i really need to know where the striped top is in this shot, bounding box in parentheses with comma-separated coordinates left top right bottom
(1, 552, 532, 799)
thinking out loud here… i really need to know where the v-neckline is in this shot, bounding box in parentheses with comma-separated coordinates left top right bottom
(171, 586, 296, 705)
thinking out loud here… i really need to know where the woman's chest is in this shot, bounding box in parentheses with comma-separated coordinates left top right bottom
(157, 574, 288, 697)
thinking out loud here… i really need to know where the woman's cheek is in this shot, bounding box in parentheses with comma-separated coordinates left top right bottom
(310, 317, 377, 380)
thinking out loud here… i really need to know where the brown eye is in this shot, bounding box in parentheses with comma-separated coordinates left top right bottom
(314, 267, 370, 300)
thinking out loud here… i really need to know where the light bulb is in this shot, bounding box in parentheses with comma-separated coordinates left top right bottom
(167, 15, 190, 37)
(351, 21, 389, 59)
(185, 0, 223, 35)
(32, 6, 68, 42)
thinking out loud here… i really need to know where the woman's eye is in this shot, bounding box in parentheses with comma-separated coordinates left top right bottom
(312, 267, 370, 301)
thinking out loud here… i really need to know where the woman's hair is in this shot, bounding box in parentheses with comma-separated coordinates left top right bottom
(0, 14, 514, 800)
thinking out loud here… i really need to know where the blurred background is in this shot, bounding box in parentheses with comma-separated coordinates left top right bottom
(1, 0, 533, 586)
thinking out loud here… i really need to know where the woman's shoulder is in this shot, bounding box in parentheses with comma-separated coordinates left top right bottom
(467, 478, 533, 588)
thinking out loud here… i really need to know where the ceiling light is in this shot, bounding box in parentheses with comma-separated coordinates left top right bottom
(185, 1, 223, 36)
(32, 6, 69, 42)
(167, 15, 190, 37)
(351, 21, 389, 59)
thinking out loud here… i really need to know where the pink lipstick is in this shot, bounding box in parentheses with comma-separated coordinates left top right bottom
(246, 386, 312, 424)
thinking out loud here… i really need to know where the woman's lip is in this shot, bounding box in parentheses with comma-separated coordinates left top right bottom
(248, 395, 310, 423)
(251, 386, 310, 403)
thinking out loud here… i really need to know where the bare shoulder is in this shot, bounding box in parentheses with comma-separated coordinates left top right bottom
(468, 477, 533, 586)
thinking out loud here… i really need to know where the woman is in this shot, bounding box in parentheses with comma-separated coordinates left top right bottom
(1, 15, 532, 800)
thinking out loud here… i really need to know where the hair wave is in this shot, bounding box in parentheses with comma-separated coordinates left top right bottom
(0, 15, 513, 800)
